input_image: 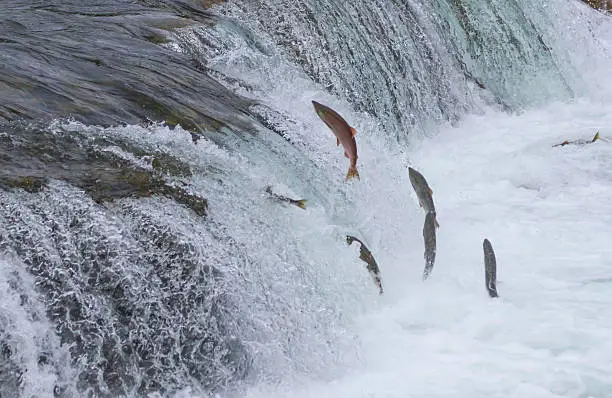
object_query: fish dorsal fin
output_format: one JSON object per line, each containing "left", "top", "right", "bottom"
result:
{"left": 428, "top": 187, "right": 433, "bottom": 196}
{"left": 350, "top": 127, "right": 357, "bottom": 137}
{"left": 337, "top": 137, "right": 340, "bottom": 146}
{"left": 593, "top": 131, "right": 600, "bottom": 142}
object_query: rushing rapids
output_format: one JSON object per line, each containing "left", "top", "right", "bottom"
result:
{"left": 1, "top": 0, "right": 611, "bottom": 397}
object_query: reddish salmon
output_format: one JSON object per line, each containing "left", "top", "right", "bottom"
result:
{"left": 312, "top": 101, "right": 359, "bottom": 180}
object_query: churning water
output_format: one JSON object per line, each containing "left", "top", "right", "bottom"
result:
{"left": 1, "top": 0, "right": 611, "bottom": 397}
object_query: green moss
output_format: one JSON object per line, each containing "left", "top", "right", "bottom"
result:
{"left": 1, "top": 176, "right": 48, "bottom": 193}
{"left": 91, "top": 136, "right": 192, "bottom": 178}
{"left": 151, "top": 153, "right": 192, "bottom": 177}
{"left": 144, "top": 16, "right": 195, "bottom": 31}
{"left": 159, "top": 184, "right": 208, "bottom": 216}
{"left": 1, "top": 127, "right": 206, "bottom": 216}
{"left": 202, "top": 0, "right": 226, "bottom": 8}
{"left": 205, "top": 117, "right": 228, "bottom": 131}
{"left": 83, "top": 168, "right": 206, "bottom": 216}
{"left": 123, "top": 89, "right": 200, "bottom": 133}
{"left": 582, "top": 0, "right": 611, "bottom": 10}
{"left": 144, "top": 33, "right": 170, "bottom": 45}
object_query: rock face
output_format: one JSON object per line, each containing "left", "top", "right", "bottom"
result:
{"left": 0, "top": 121, "right": 252, "bottom": 397}
{"left": 0, "top": 0, "right": 255, "bottom": 137}
{"left": 0, "top": 123, "right": 208, "bottom": 216}
{"left": 582, "top": 0, "right": 611, "bottom": 11}
{"left": 0, "top": 1, "right": 260, "bottom": 395}
{"left": 202, "top": 0, "right": 226, "bottom": 8}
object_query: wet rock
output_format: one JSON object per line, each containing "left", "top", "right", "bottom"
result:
{"left": 0, "top": 176, "right": 47, "bottom": 193}
{"left": 582, "top": 0, "right": 612, "bottom": 11}
{"left": 202, "top": 0, "right": 226, "bottom": 9}
{"left": 0, "top": 123, "right": 206, "bottom": 216}
{"left": 0, "top": 0, "right": 255, "bottom": 135}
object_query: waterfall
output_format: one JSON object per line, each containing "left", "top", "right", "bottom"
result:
{"left": 0, "top": 0, "right": 610, "bottom": 396}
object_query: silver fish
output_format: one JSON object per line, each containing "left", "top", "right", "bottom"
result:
{"left": 346, "top": 235, "right": 383, "bottom": 294}
{"left": 422, "top": 212, "right": 437, "bottom": 280}
{"left": 408, "top": 167, "right": 439, "bottom": 228}
{"left": 483, "top": 238, "right": 499, "bottom": 298}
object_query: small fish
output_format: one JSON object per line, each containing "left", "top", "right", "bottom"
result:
{"left": 346, "top": 235, "right": 383, "bottom": 294}
{"left": 312, "top": 101, "right": 359, "bottom": 181}
{"left": 483, "top": 238, "right": 499, "bottom": 298}
{"left": 408, "top": 167, "right": 439, "bottom": 228}
{"left": 553, "top": 131, "right": 600, "bottom": 147}
{"left": 422, "top": 212, "right": 437, "bottom": 280}
{"left": 265, "top": 186, "right": 307, "bottom": 209}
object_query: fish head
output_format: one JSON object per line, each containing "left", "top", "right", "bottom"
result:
{"left": 408, "top": 167, "right": 418, "bottom": 182}
{"left": 312, "top": 101, "right": 326, "bottom": 118}
{"left": 408, "top": 167, "right": 429, "bottom": 191}
{"left": 408, "top": 167, "right": 420, "bottom": 188}
{"left": 408, "top": 167, "right": 420, "bottom": 180}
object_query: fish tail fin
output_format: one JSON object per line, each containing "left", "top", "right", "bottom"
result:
{"left": 296, "top": 199, "right": 307, "bottom": 210}
{"left": 593, "top": 131, "right": 600, "bottom": 142}
{"left": 346, "top": 166, "right": 360, "bottom": 181}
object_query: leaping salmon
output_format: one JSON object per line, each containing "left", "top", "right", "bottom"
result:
{"left": 265, "top": 186, "right": 307, "bottom": 210}
{"left": 553, "top": 131, "right": 601, "bottom": 147}
{"left": 408, "top": 167, "right": 439, "bottom": 228}
{"left": 422, "top": 212, "right": 437, "bottom": 280}
{"left": 346, "top": 235, "right": 383, "bottom": 294}
{"left": 312, "top": 101, "right": 359, "bottom": 181}
{"left": 483, "top": 239, "right": 499, "bottom": 298}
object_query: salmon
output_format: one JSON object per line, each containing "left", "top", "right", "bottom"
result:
{"left": 408, "top": 167, "right": 439, "bottom": 228}
{"left": 553, "top": 131, "right": 601, "bottom": 147}
{"left": 483, "top": 239, "right": 499, "bottom": 298}
{"left": 265, "top": 186, "right": 307, "bottom": 210}
{"left": 422, "top": 212, "right": 437, "bottom": 280}
{"left": 346, "top": 235, "right": 383, "bottom": 294}
{"left": 312, "top": 101, "right": 359, "bottom": 181}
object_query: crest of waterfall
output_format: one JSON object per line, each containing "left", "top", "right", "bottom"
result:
{"left": 1, "top": 0, "right": 610, "bottom": 396}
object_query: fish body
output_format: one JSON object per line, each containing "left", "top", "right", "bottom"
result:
{"left": 408, "top": 167, "right": 439, "bottom": 228}
{"left": 422, "top": 212, "right": 437, "bottom": 280}
{"left": 312, "top": 101, "right": 359, "bottom": 181}
{"left": 346, "top": 235, "right": 383, "bottom": 294}
{"left": 553, "top": 131, "right": 601, "bottom": 147}
{"left": 265, "top": 186, "right": 307, "bottom": 209}
{"left": 483, "top": 238, "right": 499, "bottom": 298}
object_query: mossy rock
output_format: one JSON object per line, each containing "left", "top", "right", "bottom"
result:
{"left": 122, "top": 89, "right": 201, "bottom": 133}
{"left": 582, "top": 0, "right": 612, "bottom": 10}
{"left": 151, "top": 153, "right": 192, "bottom": 177}
{"left": 145, "top": 17, "right": 195, "bottom": 31}
{"left": 202, "top": 0, "right": 226, "bottom": 9}
{"left": 83, "top": 168, "right": 207, "bottom": 216}
{"left": 0, "top": 125, "right": 206, "bottom": 216}
{"left": 0, "top": 176, "right": 48, "bottom": 193}
{"left": 91, "top": 136, "right": 192, "bottom": 178}
{"left": 144, "top": 33, "right": 170, "bottom": 45}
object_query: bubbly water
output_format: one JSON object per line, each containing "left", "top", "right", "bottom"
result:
{"left": 1, "top": 0, "right": 611, "bottom": 397}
